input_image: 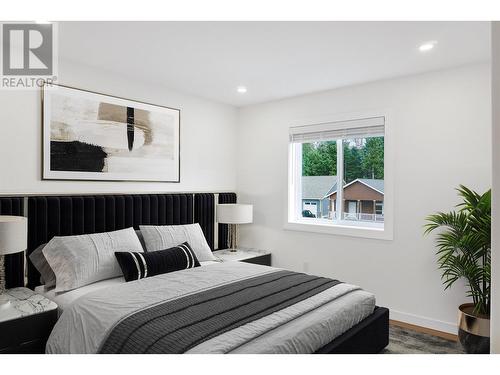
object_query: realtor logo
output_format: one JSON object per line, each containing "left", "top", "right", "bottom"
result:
{"left": 1, "top": 22, "right": 57, "bottom": 88}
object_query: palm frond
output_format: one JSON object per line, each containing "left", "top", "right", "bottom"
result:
{"left": 424, "top": 185, "right": 491, "bottom": 315}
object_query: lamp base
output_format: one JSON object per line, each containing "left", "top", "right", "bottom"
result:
{"left": 0, "top": 254, "right": 8, "bottom": 309}
{"left": 227, "top": 224, "right": 239, "bottom": 250}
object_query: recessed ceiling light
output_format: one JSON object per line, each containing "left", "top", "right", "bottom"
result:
{"left": 419, "top": 41, "right": 437, "bottom": 52}
{"left": 236, "top": 86, "right": 247, "bottom": 94}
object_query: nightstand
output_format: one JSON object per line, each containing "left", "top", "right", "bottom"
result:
{"left": 213, "top": 248, "right": 271, "bottom": 266}
{"left": 0, "top": 287, "right": 58, "bottom": 354}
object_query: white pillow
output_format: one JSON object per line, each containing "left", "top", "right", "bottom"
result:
{"left": 42, "top": 227, "right": 143, "bottom": 293}
{"left": 29, "top": 243, "right": 56, "bottom": 289}
{"left": 140, "top": 223, "right": 216, "bottom": 262}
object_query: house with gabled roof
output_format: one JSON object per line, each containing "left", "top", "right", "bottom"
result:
{"left": 302, "top": 176, "right": 384, "bottom": 221}
{"left": 326, "top": 178, "right": 384, "bottom": 221}
{"left": 301, "top": 176, "right": 337, "bottom": 218}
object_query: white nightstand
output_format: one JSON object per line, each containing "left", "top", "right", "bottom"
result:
{"left": 213, "top": 248, "right": 271, "bottom": 266}
{"left": 0, "top": 287, "right": 58, "bottom": 353}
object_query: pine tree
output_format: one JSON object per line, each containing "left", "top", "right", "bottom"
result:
{"left": 302, "top": 137, "right": 384, "bottom": 180}
{"left": 302, "top": 141, "right": 337, "bottom": 176}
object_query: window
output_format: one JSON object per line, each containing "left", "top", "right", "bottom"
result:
{"left": 288, "top": 115, "right": 389, "bottom": 238}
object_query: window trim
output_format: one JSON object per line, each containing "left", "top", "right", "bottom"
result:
{"left": 286, "top": 110, "right": 394, "bottom": 241}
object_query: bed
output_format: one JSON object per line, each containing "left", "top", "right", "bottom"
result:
{"left": 10, "top": 193, "right": 389, "bottom": 354}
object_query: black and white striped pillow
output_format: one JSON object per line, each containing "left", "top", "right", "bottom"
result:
{"left": 115, "top": 242, "right": 201, "bottom": 282}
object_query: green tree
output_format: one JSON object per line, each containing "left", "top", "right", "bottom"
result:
{"left": 302, "top": 141, "right": 337, "bottom": 176}
{"left": 343, "top": 142, "right": 363, "bottom": 183}
{"left": 361, "top": 137, "right": 384, "bottom": 179}
{"left": 302, "top": 136, "right": 384, "bottom": 180}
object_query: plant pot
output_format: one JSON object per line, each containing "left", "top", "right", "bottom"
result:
{"left": 458, "top": 303, "right": 490, "bottom": 354}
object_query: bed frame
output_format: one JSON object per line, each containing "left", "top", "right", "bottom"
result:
{"left": 0, "top": 193, "right": 389, "bottom": 354}
{"left": 315, "top": 306, "right": 389, "bottom": 353}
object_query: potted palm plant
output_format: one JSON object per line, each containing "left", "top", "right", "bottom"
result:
{"left": 424, "top": 185, "right": 491, "bottom": 354}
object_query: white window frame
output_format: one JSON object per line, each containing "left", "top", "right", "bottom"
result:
{"left": 286, "top": 110, "right": 394, "bottom": 240}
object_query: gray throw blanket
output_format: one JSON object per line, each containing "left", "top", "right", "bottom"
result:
{"left": 99, "top": 270, "right": 341, "bottom": 353}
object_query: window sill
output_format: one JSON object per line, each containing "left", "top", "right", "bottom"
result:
{"left": 284, "top": 219, "right": 393, "bottom": 240}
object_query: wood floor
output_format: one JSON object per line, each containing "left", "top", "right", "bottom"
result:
{"left": 383, "top": 321, "right": 463, "bottom": 354}
{"left": 390, "top": 320, "right": 458, "bottom": 342}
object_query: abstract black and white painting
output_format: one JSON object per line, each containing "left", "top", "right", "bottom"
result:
{"left": 42, "top": 85, "right": 180, "bottom": 182}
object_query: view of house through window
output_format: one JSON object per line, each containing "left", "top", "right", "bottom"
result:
{"left": 291, "top": 117, "right": 385, "bottom": 228}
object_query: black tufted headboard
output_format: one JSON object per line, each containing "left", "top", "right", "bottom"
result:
{"left": 22, "top": 192, "right": 233, "bottom": 289}
{"left": 217, "top": 193, "right": 237, "bottom": 249}
{"left": 194, "top": 193, "right": 215, "bottom": 252}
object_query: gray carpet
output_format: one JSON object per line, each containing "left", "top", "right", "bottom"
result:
{"left": 382, "top": 325, "right": 464, "bottom": 354}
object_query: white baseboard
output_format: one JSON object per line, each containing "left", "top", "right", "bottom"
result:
{"left": 390, "top": 309, "right": 457, "bottom": 335}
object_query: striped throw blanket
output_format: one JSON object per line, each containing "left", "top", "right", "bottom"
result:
{"left": 99, "top": 270, "right": 341, "bottom": 354}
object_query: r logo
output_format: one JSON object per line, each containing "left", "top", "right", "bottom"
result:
{"left": 2, "top": 23, "right": 53, "bottom": 76}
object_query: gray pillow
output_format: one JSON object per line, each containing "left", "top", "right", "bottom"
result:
{"left": 29, "top": 243, "right": 56, "bottom": 289}
{"left": 140, "top": 223, "right": 216, "bottom": 262}
{"left": 42, "top": 227, "right": 144, "bottom": 293}
{"left": 135, "top": 230, "right": 147, "bottom": 251}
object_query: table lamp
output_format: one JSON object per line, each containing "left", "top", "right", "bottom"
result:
{"left": 216, "top": 204, "right": 253, "bottom": 252}
{"left": 0, "top": 216, "right": 28, "bottom": 308}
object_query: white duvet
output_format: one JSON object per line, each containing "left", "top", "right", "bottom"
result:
{"left": 46, "top": 262, "right": 375, "bottom": 354}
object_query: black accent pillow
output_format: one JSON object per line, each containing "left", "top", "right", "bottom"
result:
{"left": 115, "top": 242, "right": 201, "bottom": 282}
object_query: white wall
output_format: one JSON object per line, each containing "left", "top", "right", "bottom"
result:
{"left": 0, "top": 60, "right": 237, "bottom": 195}
{"left": 236, "top": 63, "right": 491, "bottom": 333}
{"left": 491, "top": 23, "right": 500, "bottom": 353}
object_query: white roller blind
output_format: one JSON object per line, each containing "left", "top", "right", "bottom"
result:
{"left": 290, "top": 116, "right": 385, "bottom": 143}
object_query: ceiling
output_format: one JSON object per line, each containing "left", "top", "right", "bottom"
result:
{"left": 58, "top": 22, "right": 491, "bottom": 107}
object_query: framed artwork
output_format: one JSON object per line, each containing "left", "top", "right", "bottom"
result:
{"left": 42, "top": 84, "right": 180, "bottom": 182}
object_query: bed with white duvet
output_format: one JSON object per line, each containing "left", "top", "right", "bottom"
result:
{"left": 45, "top": 261, "right": 375, "bottom": 354}
{"left": 29, "top": 223, "right": 378, "bottom": 354}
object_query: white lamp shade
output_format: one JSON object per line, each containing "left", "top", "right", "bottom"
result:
{"left": 0, "top": 216, "right": 27, "bottom": 255}
{"left": 216, "top": 204, "right": 253, "bottom": 224}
